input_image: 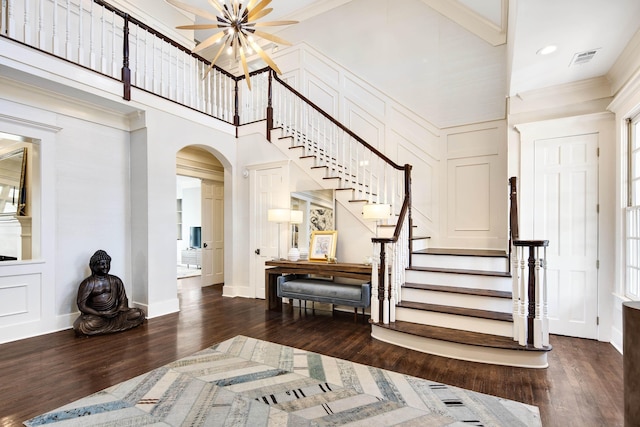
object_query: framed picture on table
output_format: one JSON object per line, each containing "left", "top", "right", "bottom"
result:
{"left": 309, "top": 230, "right": 337, "bottom": 262}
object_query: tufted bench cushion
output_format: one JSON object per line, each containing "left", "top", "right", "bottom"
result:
{"left": 276, "top": 274, "right": 370, "bottom": 312}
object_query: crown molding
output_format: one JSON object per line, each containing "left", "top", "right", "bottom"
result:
{"left": 421, "top": 0, "right": 507, "bottom": 46}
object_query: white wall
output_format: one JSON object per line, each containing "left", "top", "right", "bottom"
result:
{"left": 276, "top": 0, "right": 507, "bottom": 128}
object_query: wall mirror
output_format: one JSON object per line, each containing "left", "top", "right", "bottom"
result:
{"left": 290, "top": 189, "right": 335, "bottom": 255}
{"left": 0, "top": 147, "right": 27, "bottom": 216}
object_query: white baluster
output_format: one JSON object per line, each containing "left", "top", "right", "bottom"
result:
{"left": 89, "top": 0, "right": 95, "bottom": 69}
{"left": 518, "top": 247, "right": 527, "bottom": 346}
{"left": 542, "top": 246, "right": 549, "bottom": 347}
{"left": 52, "top": 0, "right": 59, "bottom": 55}
{"left": 65, "top": 0, "right": 71, "bottom": 59}
{"left": 389, "top": 241, "right": 397, "bottom": 323}
{"left": 534, "top": 247, "right": 543, "bottom": 348}
{"left": 77, "top": 0, "right": 83, "bottom": 66}
{"left": 512, "top": 243, "right": 520, "bottom": 342}
{"left": 37, "top": 0, "right": 45, "bottom": 49}
{"left": 100, "top": 7, "right": 107, "bottom": 73}
{"left": 23, "top": 0, "right": 31, "bottom": 44}
{"left": 383, "top": 243, "right": 390, "bottom": 324}
{"left": 7, "top": 0, "right": 17, "bottom": 39}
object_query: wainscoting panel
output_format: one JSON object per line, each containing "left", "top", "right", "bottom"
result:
{"left": 344, "top": 99, "right": 384, "bottom": 151}
{"left": 0, "top": 274, "right": 41, "bottom": 326}
{"left": 306, "top": 71, "right": 339, "bottom": 117}
{"left": 450, "top": 160, "right": 491, "bottom": 231}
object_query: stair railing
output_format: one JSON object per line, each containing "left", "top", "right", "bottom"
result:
{"left": 265, "top": 70, "right": 413, "bottom": 325}
{"left": 267, "top": 71, "right": 408, "bottom": 210}
{"left": 370, "top": 192, "right": 411, "bottom": 324}
{"left": 509, "top": 177, "right": 550, "bottom": 349}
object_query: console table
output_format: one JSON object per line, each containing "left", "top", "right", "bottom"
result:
{"left": 264, "top": 260, "right": 372, "bottom": 311}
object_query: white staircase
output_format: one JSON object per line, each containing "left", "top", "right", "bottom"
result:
{"left": 269, "top": 126, "right": 550, "bottom": 368}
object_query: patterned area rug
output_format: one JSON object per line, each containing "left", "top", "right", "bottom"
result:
{"left": 24, "top": 335, "right": 541, "bottom": 426}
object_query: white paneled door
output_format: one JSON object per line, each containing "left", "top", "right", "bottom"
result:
{"left": 250, "top": 163, "right": 288, "bottom": 299}
{"left": 533, "top": 134, "right": 599, "bottom": 339}
{"left": 201, "top": 180, "right": 224, "bottom": 286}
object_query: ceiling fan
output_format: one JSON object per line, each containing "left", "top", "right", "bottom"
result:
{"left": 167, "top": 0, "right": 297, "bottom": 89}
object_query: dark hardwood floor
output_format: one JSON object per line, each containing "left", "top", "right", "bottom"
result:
{"left": 0, "top": 283, "right": 623, "bottom": 426}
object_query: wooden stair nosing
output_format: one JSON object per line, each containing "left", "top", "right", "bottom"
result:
{"left": 374, "top": 320, "right": 551, "bottom": 352}
{"left": 408, "top": 266, "right": 511, "bottom": 278}
{"left": 403, "top": 282, "right": 512, "bottom": 299}
{"left": 414, "top": 248, "right": 508, "bottom": 258}
{"left": 398, "top": 301, "right": 513, "bottom": 322}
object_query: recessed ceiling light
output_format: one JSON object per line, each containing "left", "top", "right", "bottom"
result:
{"left": 536, "top": 45, "right": 557, "bottom": 55}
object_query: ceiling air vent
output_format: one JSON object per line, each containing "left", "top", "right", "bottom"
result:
{"left": 569, "top": 49, "right": 599, "bottom": 67}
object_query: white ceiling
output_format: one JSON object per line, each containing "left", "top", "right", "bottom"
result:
{"left": 184, "top": 0, "right": 640, "bottom": 126}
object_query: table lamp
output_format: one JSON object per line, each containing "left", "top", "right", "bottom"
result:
{"left": 267, "top": 208, "right": 290, "bottom": 260}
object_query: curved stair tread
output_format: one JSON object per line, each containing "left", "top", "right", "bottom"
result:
{"left": 408, "top": 265, "right": 511, "bottom": 278}
{"left": 398, "top": 301, "right": 513, "bottom": 322}
{"left": 375, "top": 320, "right": 551, "bottom": 352}
{"left": 403, "top": 282, "right": 512, "bottom": 299}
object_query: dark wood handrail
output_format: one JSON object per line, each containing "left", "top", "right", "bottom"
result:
{"left": 270, "top": 71, "right": 404, "bottom": 171}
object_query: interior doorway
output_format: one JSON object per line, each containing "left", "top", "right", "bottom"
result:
{"left": 176, "top": 175, "right": 202, "bottom": 280}
{"left": 176, "top": 146, "right": 225, "bottom": 288}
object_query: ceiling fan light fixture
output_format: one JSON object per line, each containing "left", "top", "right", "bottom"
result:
{"left": 167, "top": 0, "right": 298, "bottom": 89}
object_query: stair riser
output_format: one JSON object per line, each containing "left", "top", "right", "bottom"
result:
{"left": 395, "top": 307, "right": 512, "bottom": 337}
{"left": 405, "top": 270, "right": 512, "bottom": 292}
{"left": 401, "top": 288, "right": 512, "bottom": 313}
{"left": 411, "top": 254, "right": 508, "bottom": 272}
{"left": 412, "top": 239, "right": 429, "bottom": 251}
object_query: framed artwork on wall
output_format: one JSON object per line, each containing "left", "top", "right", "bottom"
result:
{"left": 309, "top": 230, "right": 337, "bottom": 262}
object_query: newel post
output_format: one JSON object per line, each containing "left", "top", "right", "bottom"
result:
{"left": 121, "top": 13, "right": 131, "bottom": 101}
{"left": 266, "top": 69, "right": 273, "bottom": 141}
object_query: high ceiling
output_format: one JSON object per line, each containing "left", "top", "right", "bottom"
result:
{"left": 183, "top": 0, "right": 640, "bottom": 126}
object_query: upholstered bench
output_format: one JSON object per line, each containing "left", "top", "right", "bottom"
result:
{"left": 276, "top": 274, "right": 370, "bottom": 322}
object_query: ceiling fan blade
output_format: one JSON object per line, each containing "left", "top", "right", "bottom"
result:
{"left": 193, "top": 31, "right": 227, "bottom": 54}
{"left": 203, "top": 41, "right": 228, "bottom": 78}
{"left": 246, "top": 0, "right": 259, "bottom": 11}
{"left": 176, "top": 24, "right": 221, "bottom": 30}
{"left": 246, "top": 8, "right": 272, "bottom": 22}
{"left": 249, "top": 39, "right": 282, "bottom": 75}
{"left": 166, "top": 0, "right": 219, "bottom": 22}
{"left": 239, "top": 46, "right": 252, "bottom": 90}
{"left": 247, "top": 0, "right": 272, "bottom": 20}
{"left": 252, "top": 30, "right": 292, "bottom": 46}
{"left": 232, "top": 0, "right": 239, "bottom": 18}
{"left": 254, "top": 20, "right": 298, "bottom": 27}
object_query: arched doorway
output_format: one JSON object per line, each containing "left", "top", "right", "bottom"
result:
{"left": 176, "top": 146, "right": 224, "bottom": 288}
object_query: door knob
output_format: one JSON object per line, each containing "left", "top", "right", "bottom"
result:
{"left": 203, "top": 242, "right": 208, "bottom": 248}
{"left": 255, "top": 248, "right": 260, "bottom": 255}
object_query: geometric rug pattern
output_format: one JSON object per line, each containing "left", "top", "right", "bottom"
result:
{"left": 24, "top": 335, "right": 541, "bottom": 426}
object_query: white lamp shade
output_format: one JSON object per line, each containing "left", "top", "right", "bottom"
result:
{"left": 362, "top": 203, "right": 392, "bottom": 220}
{"left": 290, "top": 210, "right": 303, "bottom": 224}
{"left": 267, "top": 208, "right": 290, "bottom": 223}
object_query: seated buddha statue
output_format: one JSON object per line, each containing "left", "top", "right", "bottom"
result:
{"left": 73, "top": 250, "right": 146, "bottom": 336}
